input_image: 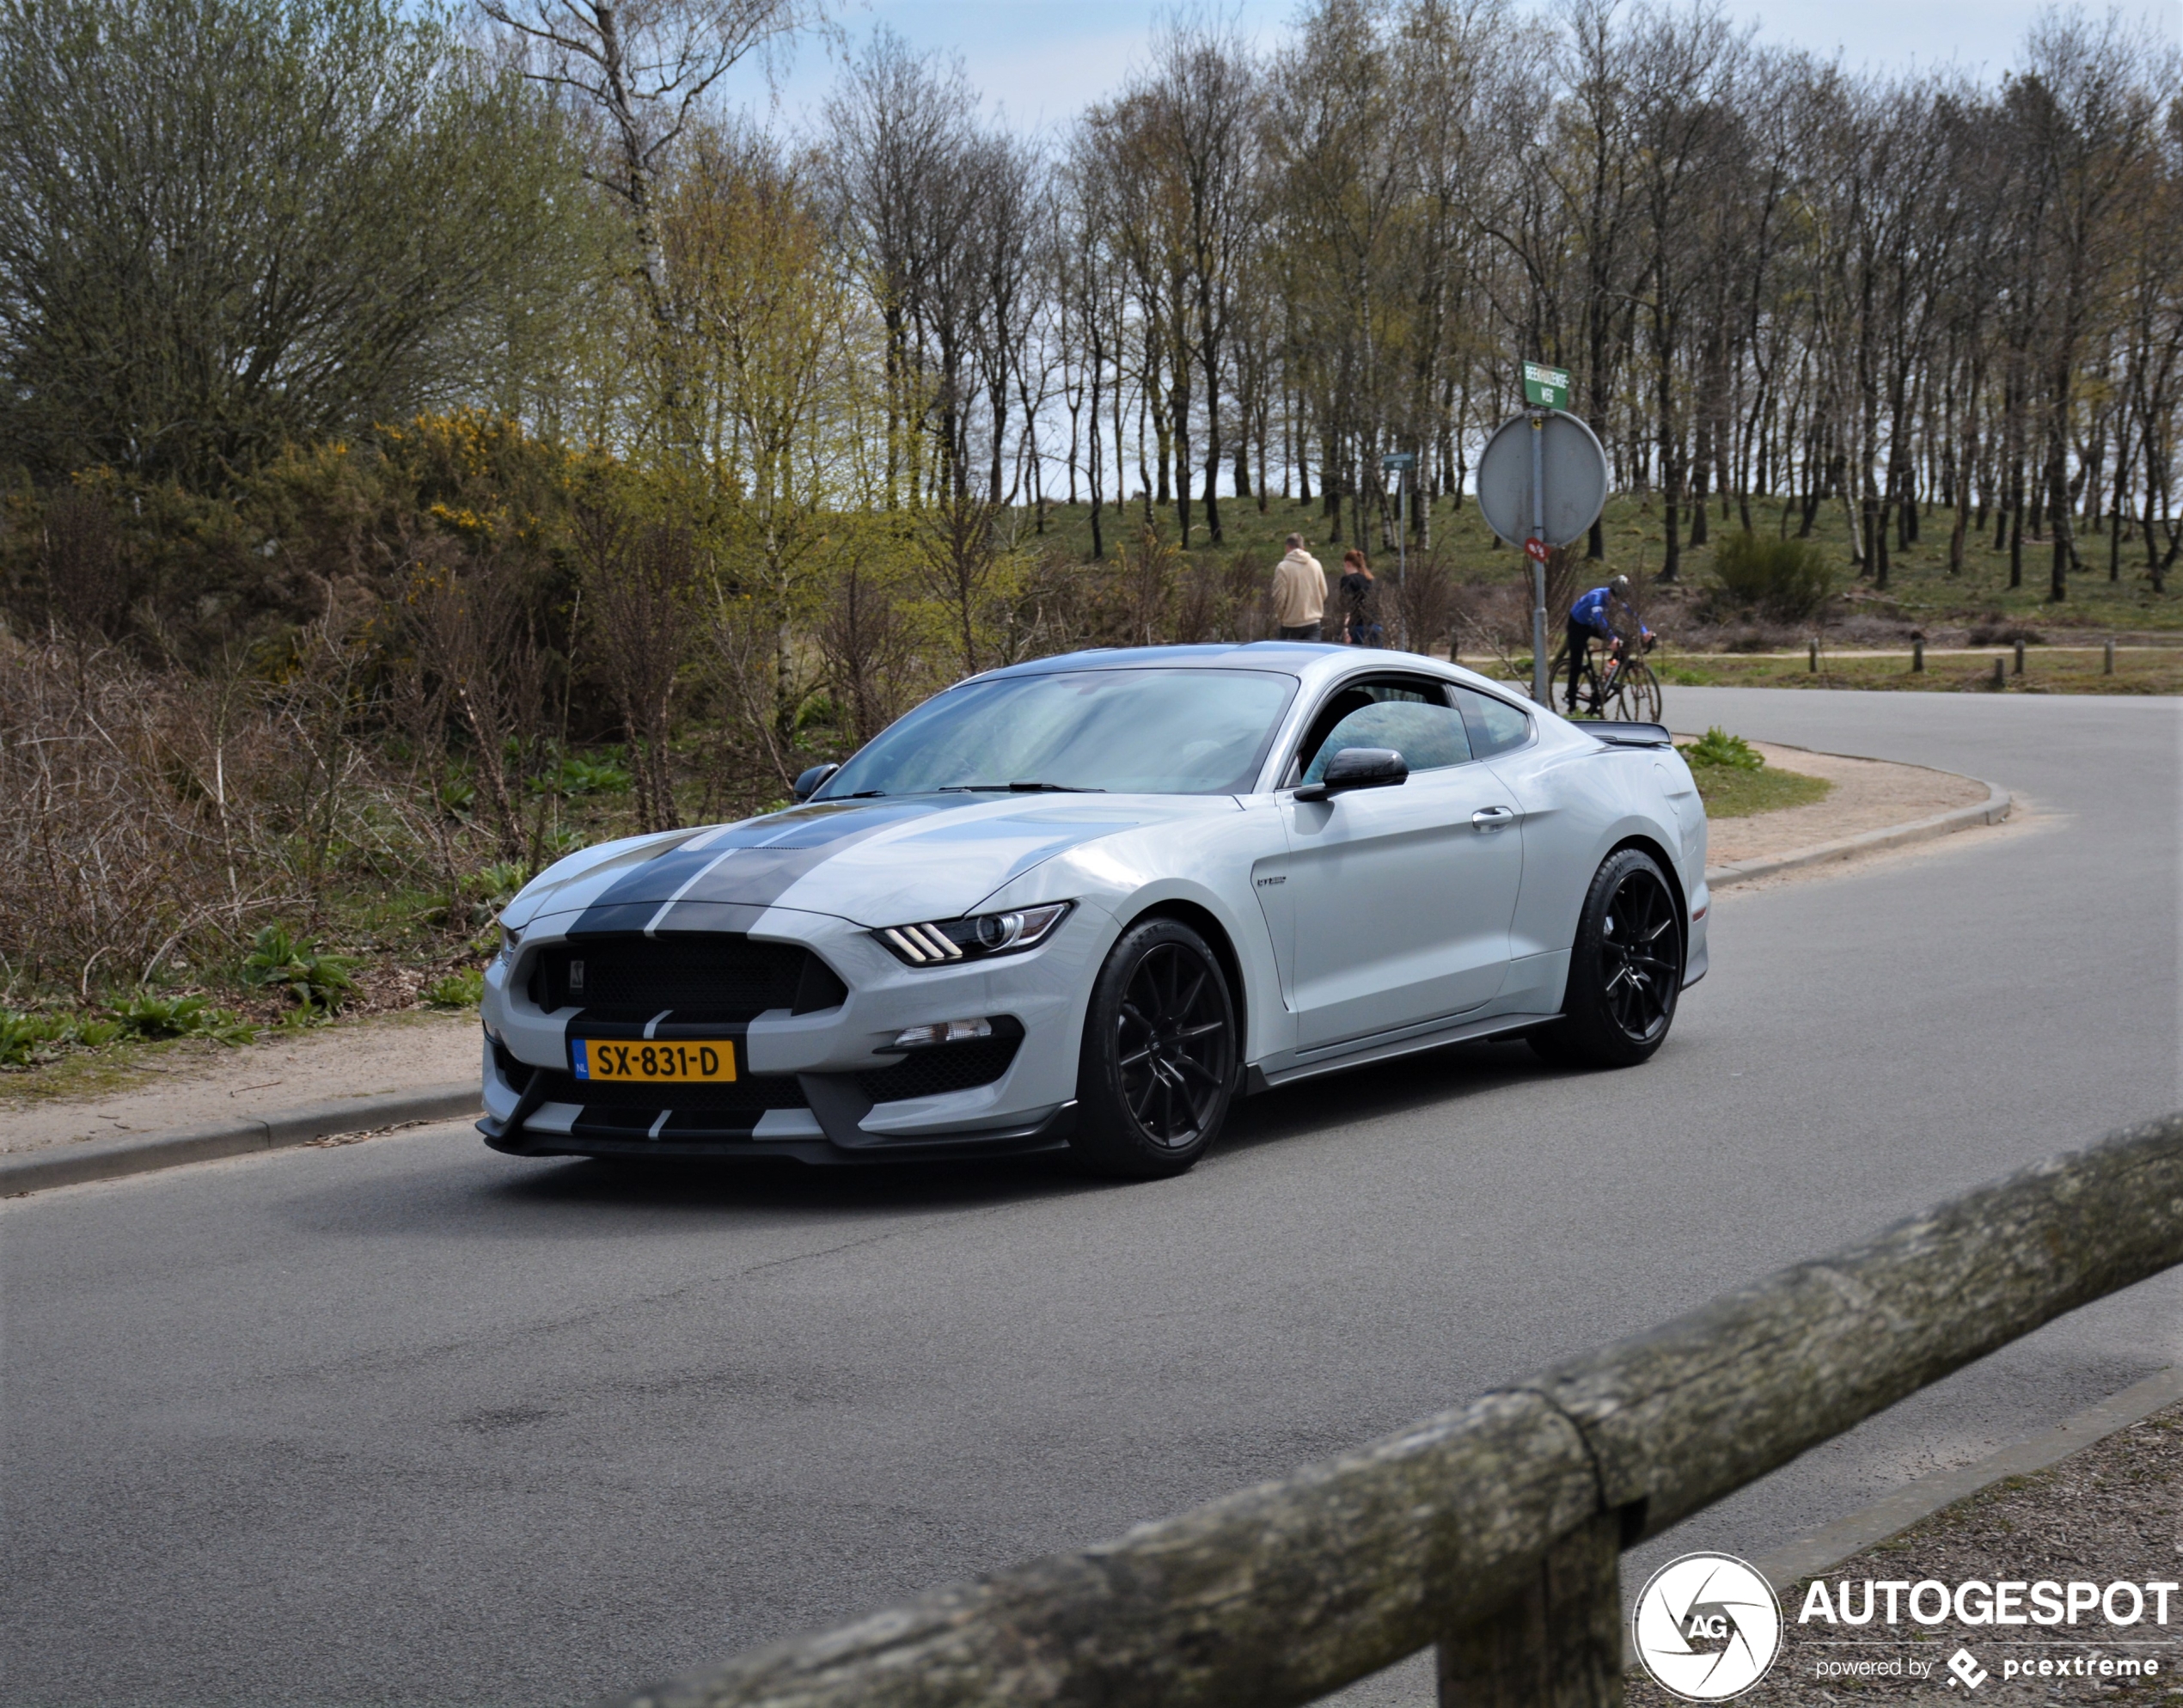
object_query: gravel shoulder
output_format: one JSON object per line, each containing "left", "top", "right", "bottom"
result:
{"left": 0, "top": 1008, "right": 478, "bottom": 1157}
{"left": 1628, "top": 1400, "right": 2183, "bottom": 1705}
{"left": 1697, "top": 740, "right": 1993, "bottom": 867}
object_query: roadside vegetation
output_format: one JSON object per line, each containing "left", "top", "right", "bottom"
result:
{"left": 1677, "top": 728, "right": 1832, "bottom": 819}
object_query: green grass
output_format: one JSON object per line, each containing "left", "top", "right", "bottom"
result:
{"left": 1689, "top": 763, "right": 1832, "bottom": 818}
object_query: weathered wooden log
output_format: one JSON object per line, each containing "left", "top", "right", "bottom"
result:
{"left": 611, "top": 1113, "right": 2183, "bottom": 1708}
{"left": 1436, "top": 1509, "right": 1623, "bottom": 1708}
{"left": 1530, "top": 1111, "right": 2183, "bottom": 1539}
{"left": 621, "top": 1391, "right": 1602, "bottom": 1708}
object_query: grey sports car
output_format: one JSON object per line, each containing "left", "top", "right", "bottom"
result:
{"left": 479, "top": 644, "right": 1707, "bottom": 1176}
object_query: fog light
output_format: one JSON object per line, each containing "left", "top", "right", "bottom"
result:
{"left": 891, "top": 1017, "right": 994, "bottom": 1050}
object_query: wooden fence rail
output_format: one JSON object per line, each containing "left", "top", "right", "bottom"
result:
{"left": 615, "top": 1113, "right": 2183, "bottom": 1708}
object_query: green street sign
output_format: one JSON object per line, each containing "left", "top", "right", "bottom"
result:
{"left": 1522, "top": 362, "right": 1571, "bottom": 410}
{"left": 1380, "top": 451, "right": 1416, "bottom": 472}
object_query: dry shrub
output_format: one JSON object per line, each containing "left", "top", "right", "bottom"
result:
{"left": 1112, "top": 523, "right": 1179, "bottom": 645}
{"left": 1388, "top": 551, "right": 1454, "bottom": 654}
{"left": 39, "top": 486, "right": 132, "bottom": 655}
{"left": 1176, "top": 549, "right": 1274, "bottom": 644}
{"left": 0, "top": 634, "right": 292, "bottom": 995}
{"left": 817, "top": 547, "right": 918, "bottom": 747}
{"left": 578, "top": 508, "right": 696, "bottom": 834}
{"left": 390, "top": 544, "right": 553, "bottom": 858}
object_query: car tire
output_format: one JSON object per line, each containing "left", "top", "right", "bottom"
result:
{"left": 1072, "top": 917, "right": 1238, "bottom": 1178}
{"left": 1528, "top": 847, "right": 1684, "bottom": 1068}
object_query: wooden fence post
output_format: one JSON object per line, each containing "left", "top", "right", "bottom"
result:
{"left": 1437, "top": 1509, "right": 1624, "bottom": 1708}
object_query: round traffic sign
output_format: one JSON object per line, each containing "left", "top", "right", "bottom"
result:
{"left": 1475, "top": 411, "right": 1610, "bottom": 548}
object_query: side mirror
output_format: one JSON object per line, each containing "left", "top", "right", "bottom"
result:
{"left": 1294, "top": 746, "right": 1408, "bottom": 802}
{"left": 792, "top": 762, "right": 840, "bottom": 803}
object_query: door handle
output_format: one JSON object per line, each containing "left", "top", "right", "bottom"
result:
{"left": 1471, "top": 805, "right": 1516, "bottom": 830}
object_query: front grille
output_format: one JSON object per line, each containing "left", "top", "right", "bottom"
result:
{"left": 529, "top": 934, "right": 845, "bottom": 1021}
{"left": 523, "top": 1066, "right": 809, "bottom": 1113}
{"left": 857, "top": 1036, "right": 1021, "bottom": 1103}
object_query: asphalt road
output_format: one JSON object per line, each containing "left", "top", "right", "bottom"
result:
{"left": 4, "top": 688, "right": 2178, "bottom": 1708}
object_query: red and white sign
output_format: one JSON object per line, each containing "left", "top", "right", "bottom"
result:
{"left": 1524, "top": 537, "right": 1550, "bottom": 563}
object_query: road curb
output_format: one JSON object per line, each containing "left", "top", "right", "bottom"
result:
{"left": 1704, "top": 771, "right": 2012, "bottom": 891}
{"left": 1751, "top": 1364, "right": 2183, "bottom": 1590}
{"left": 0, "top": 1082, "right": 480, "bottom": 1197}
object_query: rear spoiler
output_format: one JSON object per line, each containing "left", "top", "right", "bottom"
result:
{"left": 1578, "top": 721, "right": 1673, "bottom": 748}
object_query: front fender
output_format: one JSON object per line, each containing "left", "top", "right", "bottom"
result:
{"left": 975, "top": 803, "right": 1293, "bottom": 1068}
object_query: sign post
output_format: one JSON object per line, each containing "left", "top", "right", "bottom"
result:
{"left": 1381, "top": 450, "right": 1415, "bottom": 647}
{"left": 1473, "top": 377, "right": 1609, "bottom": 709}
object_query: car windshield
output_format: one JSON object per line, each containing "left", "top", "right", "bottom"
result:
{"left": 816, "top": 668, "right": 1299, "bottom": 799}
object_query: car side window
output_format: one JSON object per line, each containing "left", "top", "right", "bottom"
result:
{"left": 1452, "top": 685, "right": 1532, "bottom": 758}
{"left": 1292, "top": 675, "right": 1450, "bottom": 780}
{"left": 1299, "top": 696, "right": 1473, "bottom": 784}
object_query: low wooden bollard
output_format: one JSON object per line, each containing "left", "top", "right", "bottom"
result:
{"left": 1911, "top": 638, "right": 1923, "bottom": 673}
{"left": 2105, "top": 639, "right": 2116, "bottom": 675}
{"left": 1993, "top": 657, "right": 2007, "bottom": 688}
{"left": 1437, "top": 1509, "right": 1623, "bottom": 1708}
{"left": 1807, "top": 639, "right": 1818, "bottom": 672}
{"left": 2014, "top": 638, "right": 2026, "bottom": 676}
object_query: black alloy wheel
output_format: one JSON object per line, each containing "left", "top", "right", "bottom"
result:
{"left": 1530, "top": 847, "right": 1684, "bottom": 1068}
{"left": 1074, "top": 917, "right": 1238, "bottom": 1178}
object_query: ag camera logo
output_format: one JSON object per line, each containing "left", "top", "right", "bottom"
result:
{"left": 1633, "top": 1552, "right": 1783, "bottom": 1700}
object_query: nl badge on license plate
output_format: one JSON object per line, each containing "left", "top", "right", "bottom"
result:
{"left": 571, "top": 1038, "right": 737, "bottom": 1083}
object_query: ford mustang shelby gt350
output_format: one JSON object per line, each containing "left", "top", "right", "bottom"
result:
{"left": 480, "top": 644, "right": 1708, "bottom": 1177}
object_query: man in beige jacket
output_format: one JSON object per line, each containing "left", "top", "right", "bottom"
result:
{"left": 1271, "top": 535, "right": 1328, "bottom": 641}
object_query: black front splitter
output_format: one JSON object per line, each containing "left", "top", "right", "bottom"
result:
{"left": 478, "top": 1103, "right": 1075, "bottom": 1166}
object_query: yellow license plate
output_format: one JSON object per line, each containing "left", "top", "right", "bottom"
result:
{"left": 572, "top": 1038, "right": 737, "bottom": 1083}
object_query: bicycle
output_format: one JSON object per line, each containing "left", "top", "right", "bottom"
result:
{"left": 1562, "top": 632, "right": 1664, "bottom": 723}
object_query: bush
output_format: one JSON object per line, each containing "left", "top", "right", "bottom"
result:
{"left": 1707, "top": 533, "right": 1838, "bottom": 620}
{"left": 552, "top": 754, "right": 631, "bottom": 797}
{"left": 1681, "top": 727, "right": 1764, "bottom": 770}
{"left": 0, "top": 1008, "right": 81, "bottom": 1067}
{"left": 424, "top": 968, "right": 484, "bottom": 1008}
{"left": 114, "top": 993, "right": 253, "bottom": 1044}
{"left": 242, "top": 925, "right": 357, "bottom": 1014}
{"left": 0, "top": 995, "right": 248, "bottom": 1067}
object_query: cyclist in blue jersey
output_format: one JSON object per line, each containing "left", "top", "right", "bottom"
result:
{"left": 1565, "top": 575, "right": 1652, "bottom": 713}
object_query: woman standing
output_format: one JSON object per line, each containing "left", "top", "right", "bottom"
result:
{"left": 1338, "top": 550, "right": 1383, "bottom": 646}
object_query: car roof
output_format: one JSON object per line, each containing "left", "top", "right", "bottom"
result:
{"left": 971, "top": 642, "right": 1520, "bottom": 698}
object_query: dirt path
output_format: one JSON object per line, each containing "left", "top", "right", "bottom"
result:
{"left": 0, "top": 1009, "right": 478, "bottom": 1157}
{"left": 1696, "top": 739, "right": 1992, "bottom": 866}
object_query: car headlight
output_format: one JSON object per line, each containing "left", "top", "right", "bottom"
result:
{"left": 498, "top": 922, "right": 522, "bottom": 967}
{"left": 875, "top": 903, "right": 1073, "bottom": 967}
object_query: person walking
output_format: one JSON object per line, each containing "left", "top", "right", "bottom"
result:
{"left": 1338, "top": 549, "right": 1382, "bottom": 646}
{"left": 1271, "top": 535, "right": 1327, "bottom": 641}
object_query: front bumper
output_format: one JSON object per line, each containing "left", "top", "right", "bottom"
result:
{"left": 478, "top": 1100, "right": 1077, "bottom": 1166}
{"left": 478, "top": 900, "right": 1104, "bottom": 1164}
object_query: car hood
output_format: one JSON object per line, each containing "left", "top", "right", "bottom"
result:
{"left": 507, "top": 793, "right": 1233, "bottom": 934}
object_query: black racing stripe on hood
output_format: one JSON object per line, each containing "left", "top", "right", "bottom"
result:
{"left": 566, "top": 797, "right": 971, "bottom": 935}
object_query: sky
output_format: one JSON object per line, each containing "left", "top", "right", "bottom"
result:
{"left": 726, "top": 0, "right": 2182, "bottom": 135}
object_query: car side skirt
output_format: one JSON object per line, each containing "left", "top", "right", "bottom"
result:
{"left": 1245, "top": 1009, "right": 1566, "bottom": 1093}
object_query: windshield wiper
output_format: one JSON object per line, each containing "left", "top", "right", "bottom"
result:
{"left": 939, "top": 781, "right": 1107, "bottom": 793}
